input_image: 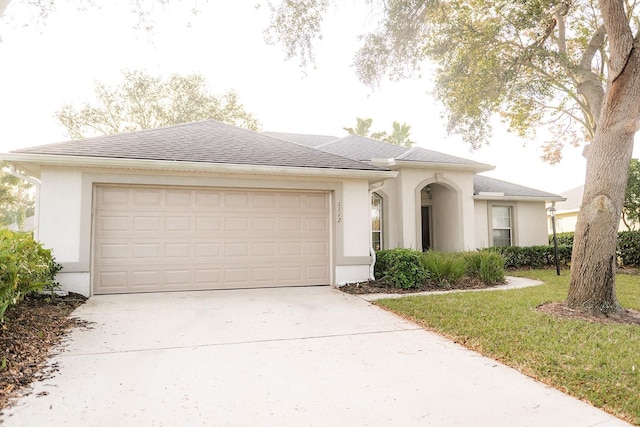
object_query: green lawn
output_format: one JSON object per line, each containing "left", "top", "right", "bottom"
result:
{"left": 376, "top": 270, "right": 640, "bottom": 425}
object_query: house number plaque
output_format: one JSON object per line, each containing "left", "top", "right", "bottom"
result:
{"left": 337, "top": 201, "right": 342, "bottom": 223}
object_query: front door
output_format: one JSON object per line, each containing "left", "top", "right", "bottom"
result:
{"left": 421, "top": 206, "right": 431, "bottom": 251}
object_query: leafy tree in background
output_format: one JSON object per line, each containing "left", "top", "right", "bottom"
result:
{"left": 57, "top": 70, "right": 260, "bottom": 138}
{"left": 344, "top": 117, "right": 415, "bottom": 147}
{"left": 267, "top": 0, "right": 640, "bottom": 315}
{"left": 622, "top": 159, "right": 640, "bottom": 231}
{"left": 343, "top": 117, "right": 373, "bottom": 137}
{"left": 0, "top": 165, "right": 34, "bottom": 230}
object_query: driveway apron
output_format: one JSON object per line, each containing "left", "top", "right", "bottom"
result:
{"left": 1, "top": 286, "right": 631, "bottom": 426}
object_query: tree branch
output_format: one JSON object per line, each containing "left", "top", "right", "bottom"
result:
{"left": 553, "top": 3, "right": 568, "bottom": 55}
{"left": 580, "top": 25, "right": 607, "bottom": 69}
{"left": 598, "top": 0, "right": 634, "bottom": 81}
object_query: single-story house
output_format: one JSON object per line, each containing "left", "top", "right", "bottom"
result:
{"left": 1, "top": 120, "right": 563, "bottom": 296}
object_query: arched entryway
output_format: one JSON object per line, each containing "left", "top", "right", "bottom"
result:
{"left": 418, "top": 182, "right": 461, "bottom": 252}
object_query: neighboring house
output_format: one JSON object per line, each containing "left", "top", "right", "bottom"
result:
{"left": 547, "top": 185, "right": 635, "bottom": 234}
{"left": 1, "top": 120, "right": 562, "bottom": 297}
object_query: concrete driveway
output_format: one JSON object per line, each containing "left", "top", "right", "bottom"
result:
{"left": 1, "top": 286, "right": 630, "bottom": 426}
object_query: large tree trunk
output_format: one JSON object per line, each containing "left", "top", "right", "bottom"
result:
{"left": 568, "top": 17, "right": 640, "bottom": 313}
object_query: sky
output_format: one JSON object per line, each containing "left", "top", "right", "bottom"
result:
{"left": 0, "top": 1, "right": 622, "bottom": 194}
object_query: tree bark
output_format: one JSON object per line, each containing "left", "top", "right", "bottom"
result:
{"left": 568, "top": 17, "right": 640, "bottom": 313}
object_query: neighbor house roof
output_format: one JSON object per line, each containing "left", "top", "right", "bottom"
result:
{"left": 263, "top": 132, "right": 339, "bottom": 148}
{"left": 474, "top": 175, "right": 564, "bottom": 201}
{"left": 10, "top": 120, "right": 386, "bottom": 173}
{"left": 552, "top": 185, "right": 584, "bottom": 212}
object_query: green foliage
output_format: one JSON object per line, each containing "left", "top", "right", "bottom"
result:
{"left": 57, "top": 70, "right": 260, "bottom": 139}
{"left": 464, "top": 251, "right": 506, "bottom": 285}
{"left": 550, "top": 232, "right": 574, "bottom": 246}
{"left": 266, "top": 1, "right": 624, "bottom": 160}
{"left": 0, "top": 230, "right": 60, "bottom": 321}
{"left": 377, "top": 270, "right": 640, "bottom": 425}
{"left": 548, "top": 231, "right": 640, "bottom": 266}
{"left": 617, "top": 231, "right": 640, "bottom": 267}
{"left": 0, "top": 164, "right": 35, "bottom": 230}
{"left": 343, "top": 117, "right": 415, "bottom": 147}
{"left": 623, "top": 158, "right": 640, "bottom": 230}
{"left": 487, "top": 245, "right": 572, "bottom": 269}
{"left": 374, "top": 248, "right": 427, "bottom": 289}
{"left": 420, "top": 251, "right": 466, "bottom": 287}
{"left": 376, "top": 248, "right": 506, "bottom": 288}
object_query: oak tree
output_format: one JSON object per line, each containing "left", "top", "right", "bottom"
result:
{"left": 268, "top": 0, "right": 640, "bottom": 315}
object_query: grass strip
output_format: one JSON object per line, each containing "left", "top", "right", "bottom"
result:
{"left": 376, "top": 270, "right": 640, "bottom": 425}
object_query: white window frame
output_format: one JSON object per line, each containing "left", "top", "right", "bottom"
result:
{"left": 371, "top": 192, "right": 383, "bottom": 251}
{"left": 490, "top": 204, "right": 514, "bottom": 247}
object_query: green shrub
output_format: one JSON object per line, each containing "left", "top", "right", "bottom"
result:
{"left": 374, "top": 248, "right": 427, "bottom": 289}
{"left": 617, "top": 231, "right": 640, "bottom": 266}
{"left": 464, "top": 251, "right": 505, "bottom": 285}
{"left": 550, "top": 232, "right": 574, "bottom": 246}
{"left": 421, "top": 251, "right": 466, "bottom": 286}
{"left": 486, "top": 245, "right": 572, "bottom": 269}
{"left": 0, "top": 230, "right": 60, "bottom": 321}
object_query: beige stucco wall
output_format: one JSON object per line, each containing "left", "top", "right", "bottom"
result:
{"left": 474, "top": 200, "right": 489, "bottom": 248}
{"left": 37, "top": 166, "right": 374, "bottom": 295}
{"left": 379, "top": 167, "right": 476, "bottom": 252}
{"left": 516, "top": 201, "right": 549, "bottom": 246}
{"left": 474, "top": 199, "right": 549, "bottom": 248}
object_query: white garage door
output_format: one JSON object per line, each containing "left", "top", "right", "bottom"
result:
{"left": 93, "top": 185, "right": 331, "bottom": 294}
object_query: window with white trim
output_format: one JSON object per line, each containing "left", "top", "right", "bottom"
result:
{"left": 371, "top": 193, "right": 383, "bottom": 251}
{"left": 491, "top": 205, "right": 512, "bottom": 247}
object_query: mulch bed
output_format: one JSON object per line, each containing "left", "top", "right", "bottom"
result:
{"left": 537, "top": 302, "right": 640, "bottom": 325}
{"left": 339, "top": 277, "right": 506, "bottom": 295}
{"left": 0, "top": 293, "right": 88, "bottom": 412}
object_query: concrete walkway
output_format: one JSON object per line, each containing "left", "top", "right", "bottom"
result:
{"left": 361, "top": 276, "right": 544, "bottom": 301}
{"left": 1, "top": 285, "right": 630, "bottom": 426}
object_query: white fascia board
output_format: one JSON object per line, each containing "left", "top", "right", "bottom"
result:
{"left": 0, "top": 153, "right": 398, "bottom": 181}
{"left": 474, "top": 195, "right": 566, "bottom": 202}
{"left": 370, "top": 158, "right": 494, "bottom": 173}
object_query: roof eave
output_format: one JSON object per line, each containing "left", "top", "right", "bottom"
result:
{"left": 474, "top": 195, "right": 566, "bottom": 202}
{"left": 1, "top": 153, "right": 399, "bottom": 181}
{"left": 371, "top": 158, "right": 494, "bottom": 173}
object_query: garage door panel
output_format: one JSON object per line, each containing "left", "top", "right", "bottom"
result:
{"left": 94, "top": 186, "right": 330, "bottom": 294}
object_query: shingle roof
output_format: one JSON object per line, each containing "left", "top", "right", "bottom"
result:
{"left": 553, "top": 185, "right": 583, "bottom": 211}
{"left": 309, "top": 134, "right": 489, "bottom": 167}
{"left": 396, "top": 147, "right": 486, "bottom": 166}
{"left": 474, "top": 175, "right": 562, "bottom": 199}
{"left": 263, "top": 132, "right": 339, "bottom": 148}
{"left": 12, "top": 120, "right": 385, "bottom": 171}
{"left": 319, "top": 135, "right": 410, "bottom": 160}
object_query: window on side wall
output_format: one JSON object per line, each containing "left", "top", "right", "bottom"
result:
{"left": 491, "top": 205, "right": 512, "bottom": 247}
{"left": 371, "top": 193, "right": 383, "bottom": 251}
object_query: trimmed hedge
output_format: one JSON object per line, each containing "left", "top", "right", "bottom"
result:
{"left": 550, "top": 232, "right": 574, "bottom": 246}
{"left": 548, "top": 230, "right": 640, "bottom": 266}
{"left": 0, "top": 230, "right": 61, "bottom": 321}
{"left": 374, "top": 248, "right": 428, "bottom": 289}
{"left": 618, "top": 231, "right": 640, "bottom": 266}
{"left": 486, "top": 245, "right": 572, "bottom": 269}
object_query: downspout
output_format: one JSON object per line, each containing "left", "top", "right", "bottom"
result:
{"left": 369, "top": 181, "right": 386, "bottom": 280}
{"left": 7, "top": 165, "right": 41, "bottom": 239}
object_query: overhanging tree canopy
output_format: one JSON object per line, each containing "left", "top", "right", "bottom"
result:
{"left": 267, "top": 0, "right": 640, "bottom": 315}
